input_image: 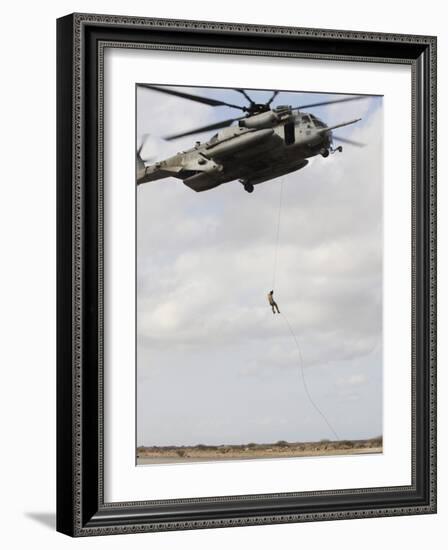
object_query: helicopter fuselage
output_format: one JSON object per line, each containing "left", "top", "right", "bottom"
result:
{"left": 137, "top": 106, "right": 358, "bottom": 193}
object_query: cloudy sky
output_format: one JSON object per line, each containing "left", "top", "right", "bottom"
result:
{"left": 136, "top": 85, "right": 383, "bottom": 447}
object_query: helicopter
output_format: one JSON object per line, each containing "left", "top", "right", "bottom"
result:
{"left": 136, "top": 85, "right": 366, "bottom": 193}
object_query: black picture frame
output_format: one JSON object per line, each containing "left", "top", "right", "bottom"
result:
{"left": 57, "top": 13, "right": 437, "bottom": 537}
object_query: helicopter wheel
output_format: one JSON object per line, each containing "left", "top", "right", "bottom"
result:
{"left": 320, "top": 148, "right": 330, "bottom": 158}
{"left": 244, "top": 183, "right": 254, "bottom": 193}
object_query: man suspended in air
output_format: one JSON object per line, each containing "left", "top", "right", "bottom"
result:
{"left": 267, "top": 290, "right": 280, "bottom": 314}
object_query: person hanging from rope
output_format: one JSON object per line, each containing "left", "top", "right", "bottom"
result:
{"left": 267, "top": 290, "right": 280, "bottom": 314}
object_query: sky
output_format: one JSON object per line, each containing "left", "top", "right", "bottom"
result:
{"left": 136, "top": 85, "right": 383, "bottom": 447}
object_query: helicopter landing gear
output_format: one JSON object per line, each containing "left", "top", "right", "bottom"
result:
{"left": 320, "top": 148, "right": 330, "bottom": 158}
{"left": 240, "top": 179, "right": 254, "bottom": 193}
{"left": 330, "top": 145, "right": 343, "bottom": 154}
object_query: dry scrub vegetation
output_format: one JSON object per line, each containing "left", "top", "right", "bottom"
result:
{"left": 137, "top": 436, "right": 382, "bottom": 462}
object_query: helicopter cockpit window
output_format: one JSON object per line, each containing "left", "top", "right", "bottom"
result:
{"left": 309, "top": 114, "right": 326, "bottom": 128}
{"left": 302, "top": 115, "right": 312, "bottom": 126}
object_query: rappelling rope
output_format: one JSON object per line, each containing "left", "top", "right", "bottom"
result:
{"left": 281, "top": 312, "right": 340, "bottom": 441}
{"left": 271, "top": 176, "right": 340, "bottom": 442}
{"left": 272, "top": 177, "right": 284, "bottom": 290}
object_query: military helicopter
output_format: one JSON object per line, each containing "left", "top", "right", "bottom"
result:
{"left": 137, "top": 85, "right": 366, "bottom": 193}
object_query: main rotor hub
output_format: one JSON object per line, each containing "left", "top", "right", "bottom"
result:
{"left": 246, "top": 103, "right": 270, "bottom": 115}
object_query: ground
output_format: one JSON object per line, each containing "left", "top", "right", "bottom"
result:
{"left": 137, "top": 437, "right": 382, "bottom": 464}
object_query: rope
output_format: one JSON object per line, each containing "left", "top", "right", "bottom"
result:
{"left": 269, "top": 176, "right": 340, "bottom": 441}
{"left": 271, "top": 177, "right": 284, "bottom": 290}
{"left": 281, "top": 312, "right": 340, "bottom": 441}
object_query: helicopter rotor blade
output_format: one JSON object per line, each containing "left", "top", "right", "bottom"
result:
{"left": 138, "top": 84, "right": 246, "bottom": 110}
{"left": 164, "top": 117, "right": 244, "bottom": 141}
{"left": 234, "top": 89, "right": 256, "bottom": 106}
{"left": 295, "top": 95, "right": 368, "bottom": 110}
{"left": 266, "top": 90, "right": 279, "bottom": 105}
{"left": 332, "top": 135, "right": 366, "bottom": 147}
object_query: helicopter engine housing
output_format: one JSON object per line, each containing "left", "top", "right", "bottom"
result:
{"left": 239, "top": 106, "right": 292, "bottom": 129}
{"left": 239, "top": 111, "right": 278, "bottom": 129}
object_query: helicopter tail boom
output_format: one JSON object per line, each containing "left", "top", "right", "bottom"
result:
{"left": 137, "top": 164, "right": 183, "bottom": 185}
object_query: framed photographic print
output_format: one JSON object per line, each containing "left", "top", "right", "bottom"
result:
{"left": 56, "top": 13, "right": 437, "bottom": 536}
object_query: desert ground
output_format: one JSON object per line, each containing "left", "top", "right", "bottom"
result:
{"left": 137, "top": 437, "right": 382, "bottom": 465}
